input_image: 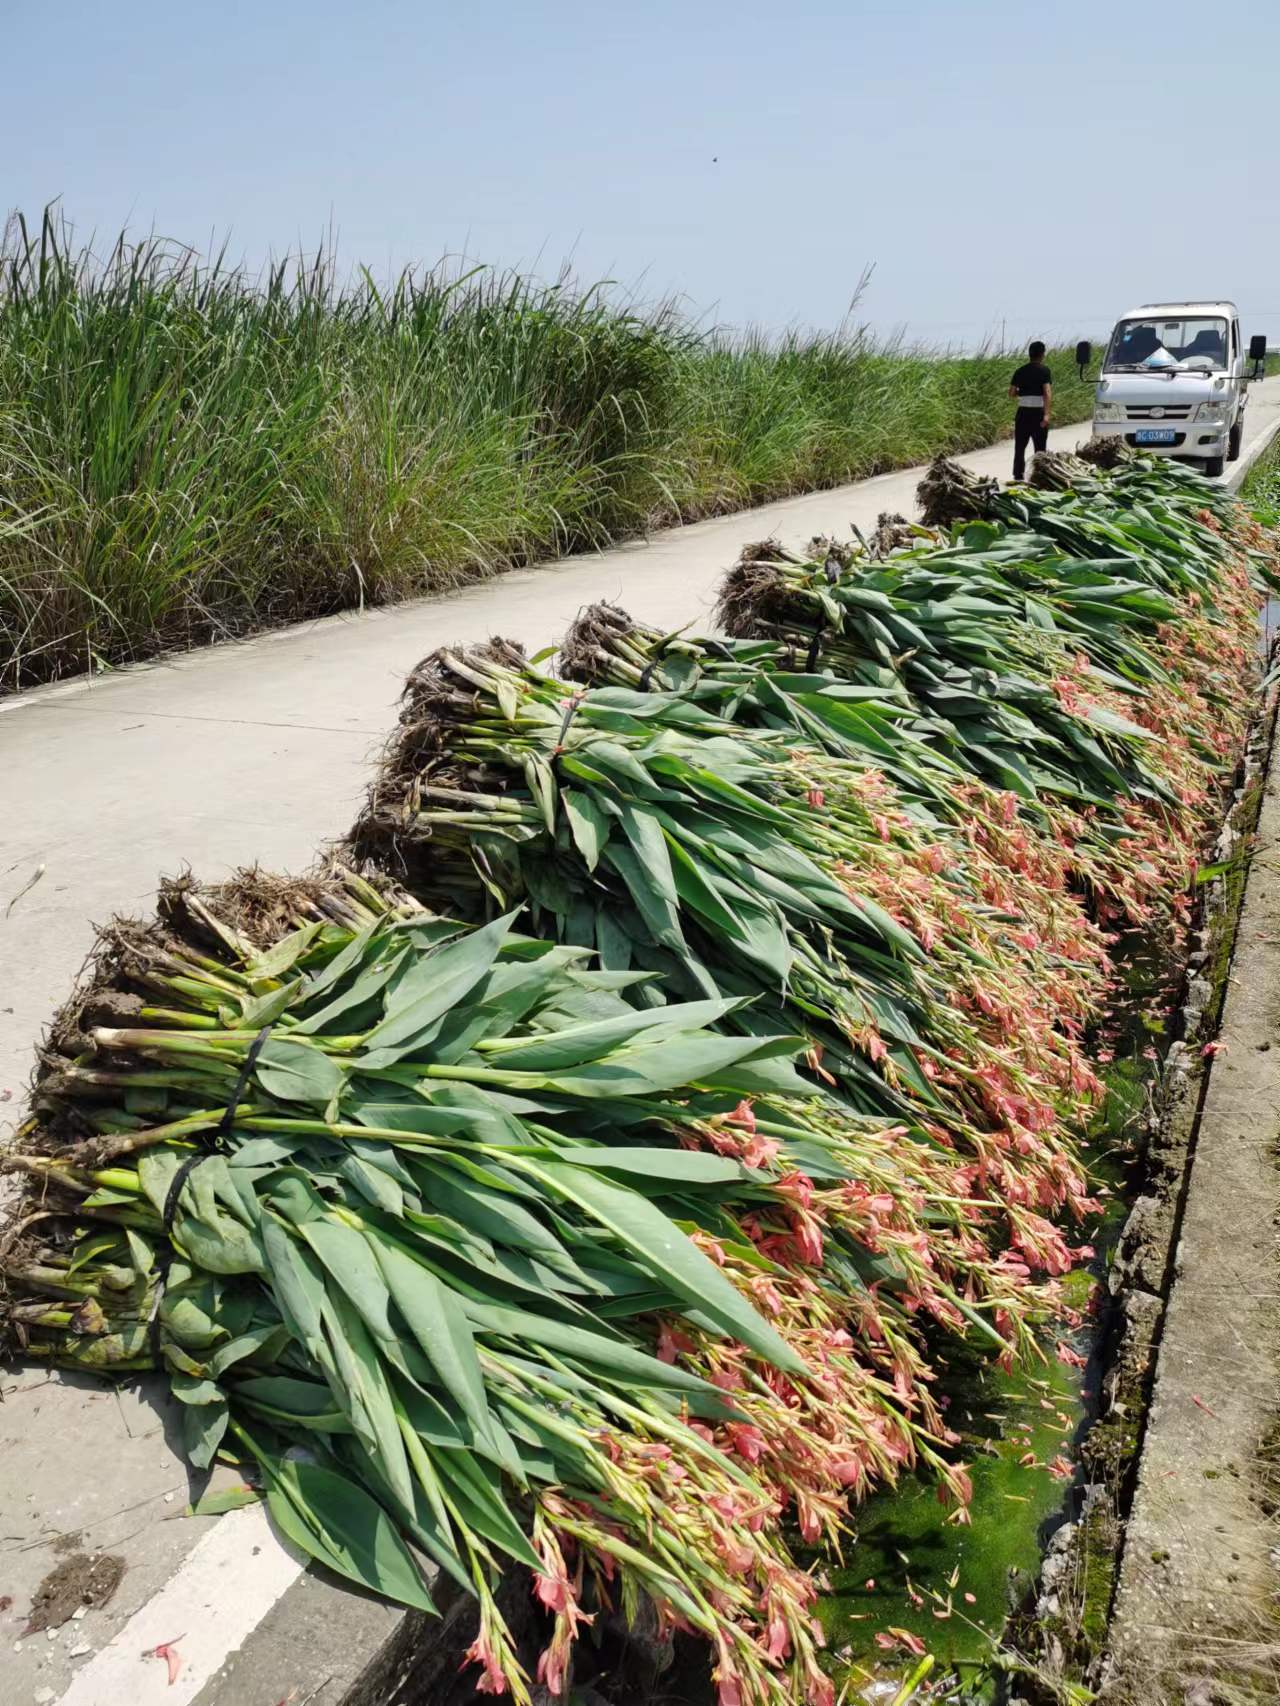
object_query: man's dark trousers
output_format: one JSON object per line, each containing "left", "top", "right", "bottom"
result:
{"left": 1012, "top": 408, "right": 1048, "bottom": 481}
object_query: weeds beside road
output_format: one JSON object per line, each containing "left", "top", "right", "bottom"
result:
{"left": 0, "top": 210, "right": 1096, "bottom": 692}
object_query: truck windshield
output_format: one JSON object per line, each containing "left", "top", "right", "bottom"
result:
{"left": 1104, "top": 316, "right": 1229, "bottom": 373}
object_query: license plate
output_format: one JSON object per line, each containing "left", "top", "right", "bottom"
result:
{"left": 1135, "top": 428, "right": 1177, "bottom": 444}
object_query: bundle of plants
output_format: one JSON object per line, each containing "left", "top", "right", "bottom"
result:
{"left": 1076, "top": 434, "right": 1135, "bottom": 471}
{"left": 351, "top": 642, "right": 1104, "bottom": 1258}
{"left": 561, "top": 599, "right": 1110, "bottom": 1013}
{"left": 559, "top": 598, "right": 963, "bottom": 806}
{"left": 920, "top": 450, "right": 1247, "bottom": 598}
{"left": 1026, "top": 448, "right": 1098, "bottom": 493}
{"left": 2, "top": 865, "right": 1057, "bottom": 1706}
{"left": 714, "top": 493, "right": 1261, "bottom": 925}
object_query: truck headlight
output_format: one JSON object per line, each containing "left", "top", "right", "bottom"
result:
{"left": 1094, "top": 401, "right": 1124, "bottom": 422}
{"left": 1196, "top": 399, "right": 1227, "bottom": 421}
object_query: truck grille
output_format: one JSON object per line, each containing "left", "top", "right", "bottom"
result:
{"left": 1125, "top": 404, "right": 1193, "bottom": 421}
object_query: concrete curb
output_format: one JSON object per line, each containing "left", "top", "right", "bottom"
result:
{"left": 1101, "top": 705, "right": 1280, "bottom": 1699}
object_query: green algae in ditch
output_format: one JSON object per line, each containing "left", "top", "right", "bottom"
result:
{"left": 817, "top": 1092, "right": 1137, "bottom": 1696}
{"left": 817, "top": 1346, "right": 1082, "bottom": 1687}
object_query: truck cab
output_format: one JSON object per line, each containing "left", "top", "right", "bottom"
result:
{"left": 1090, "top": 301, "right": 1253, "bottom": 477}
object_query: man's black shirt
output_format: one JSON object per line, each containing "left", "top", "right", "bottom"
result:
{"left": 1011, "top": 361, "right": 1052, "bottom": 404}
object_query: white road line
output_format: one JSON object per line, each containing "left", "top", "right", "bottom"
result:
{"left": 54, "top": 1505, "right": 304, "bottom": 1706}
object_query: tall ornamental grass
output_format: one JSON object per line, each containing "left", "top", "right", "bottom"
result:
{"left": 0, "top": 209, "right": 1096, "bottom": 691}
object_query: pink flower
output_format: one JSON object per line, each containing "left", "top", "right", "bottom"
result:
{"left": 776, "top": 1171, "right": 814, "bottom": 1210}
{"left": 534, "top": 1570, "right": 568, "bottom": 1613}
{"left": 728, "top": 1423, "right": 766, "bottom": 1464}
{"left": 764, "top": 1615, "right": 791, "bottom": 1661}
{"left": 713, "top": 1647, "right": 743, "bottom": 1706}
{"left": 875, "top": 1627, "right": 926, "bottom": 1656}
{"left": 463, "top": 1633, "right": 508, "bottom": 1695}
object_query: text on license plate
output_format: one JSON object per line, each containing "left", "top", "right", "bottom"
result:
{"left": 1135, "top": 428, "right": 1177, "bottom": 444}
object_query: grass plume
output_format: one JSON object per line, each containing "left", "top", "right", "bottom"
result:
{"left": 1, "top": 207, "right": 1096, "bottom": 691}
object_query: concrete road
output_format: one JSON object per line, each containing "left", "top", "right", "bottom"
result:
{"left": 2, "top": 388, "right": 1279, "bottom": 1706}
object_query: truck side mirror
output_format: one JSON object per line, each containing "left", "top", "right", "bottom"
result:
{"left": 1249, "top": 334, "right": 1268, "bottom": 362}
{"left": 1075, "top": 339, "right": 1092, "bottom": 379}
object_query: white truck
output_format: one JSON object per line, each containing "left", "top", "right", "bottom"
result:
{"left": 1079, "top": 302, "right": 1266, "bottom": 478}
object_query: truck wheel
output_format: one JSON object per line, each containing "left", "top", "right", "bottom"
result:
{"left": 1228, "top": 417, "right": 1243, "bottom": 461}
{"left": 1204, "top": 454, "right": 1226, "bottom": 478}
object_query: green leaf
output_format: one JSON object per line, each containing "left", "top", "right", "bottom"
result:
{"left": 319, "top": 1291, "right": 415, "bottom": 1510}
{"left": 241, "top": 979, "right": 302, "bottom": 1029}
{"left": 562, "top": 789, "right": 612, "bottom": 870}
{"left": 292, "top": 948, "right": 407, "bottom": 1036}
{"left": 464, "top": 1301, "right": 719, "bottom": 1394}
{"left": 518, "top": 1156, "right": 806, "bottom": 1373}
{"left": 248, "top": 923, "right": 324, "bottom": 983}
{"left": 300, "top": 1217, "right": 398, "bottom": 1343}
{"left": 432, "top": 1448, "right": 542, "bottom": 1572}
{"left": 173, "top": 1204, "right": 267, "bottom": 1276}
{"left": 559, "top": 1146, "right": 750, "bottom": 1185}
{"left": 541, "top": 1030, "right": 801, "bottom": 1099}
{"left": 413, "top": 1161, "right": 562, "bottom": 1255}
{"left": 182, "top": 1397, "right": 229, "bottom": 1469}
{"left": 262, "top": 1216, "right": 327, "bottom": 1354}
{"left": 138, "top": 1146, "right": 184, "bottom": 1217}
{"left": 172, "top": 1372, "right": 225, "bottom": 1405}
{"left": 361, "top": 912, "right": 519, "bottom": 1064}
{"left": 254, "top": 1039, "right": 347, "bottom": 1108}
{"left": 234, "top": 1374, "right": 351, "bottom": 1431}
{"left": 260, "top": 1454, "right": 438, "bottom": 1614}
{"left": 301, "top": 918, "right": 382, "bottom": 1002}
{"left": 476, "top": 995, "right": 743, "bottom": 1070}
{"left": 187, "top": 1484, "right": 263, "bottom": 1517}
{"left": 208, "top": 1322, "right": 290, "bottom": 1377}
{"left": 367, "top": 1229, "right": 491, "bottom": 1435}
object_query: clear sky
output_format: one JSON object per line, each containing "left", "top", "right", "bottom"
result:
{"left": 5, "top": 0, "right": 1279, "bottom": 347}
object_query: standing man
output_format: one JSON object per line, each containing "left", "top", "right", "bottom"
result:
{"left": 1008, "top": 339, "right": 1052, "bottom": 482}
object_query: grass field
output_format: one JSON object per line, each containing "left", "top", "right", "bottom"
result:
{"left": 0, "top": 210, "right": 1098, "bottom": 691}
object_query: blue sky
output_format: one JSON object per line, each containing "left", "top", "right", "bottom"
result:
{"left": 6, "top": 0, "right": 1279, "bottom": 346}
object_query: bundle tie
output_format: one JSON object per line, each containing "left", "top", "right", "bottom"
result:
{"left": 162, "top": 1025, "right": 274, "bottom": 1233}
{"left": 149, "top": 1024, "right": 273, "bottom": 1360}
{"left": 805, "top": 614, "right": 827, "bottom": 673}
{"left": 552, "top": 692, "right": 586, "bottom": 755}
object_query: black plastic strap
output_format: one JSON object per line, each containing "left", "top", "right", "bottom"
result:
{"left": 637, "top": 659, "right": 659, "bottom": 692}
{"left": 805, "top": 614, "right": 827, "bottom": 672}
{"left": 162, "top": 1025, "right": 273, "bottom": 1233}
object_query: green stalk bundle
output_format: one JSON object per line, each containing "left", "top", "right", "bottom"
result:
{"left": 4, "top": 452, "right": 1274, "bottom": 1706}
{"left": 715, "top": 454, "right": 1270, "bottom": 925}
{"left": 3, "top": 867, "right": 1040, "bottom": 1706}
{"left": 352, "top": 638, "right": 1104, "bottom": 1253}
